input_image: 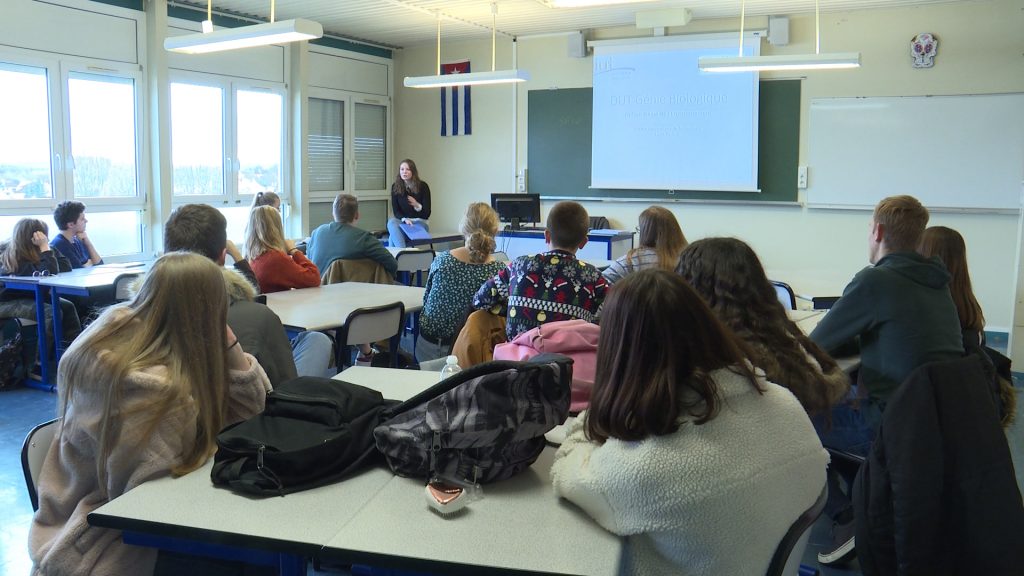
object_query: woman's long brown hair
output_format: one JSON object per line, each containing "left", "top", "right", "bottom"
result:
{"left": 391, "top": 158, "right": 421, "bottom": 196}
{"left": 624, "top": 206, "right": 688, "bottom": 271}
{"left": 918, "top": 226, "right": 985, "bottom": 333}
{"left": 586, "top": 268, "right": 761, "bottom": 444}
{"left": 676, "top": 237, "right": 842, "bottom": 416}
{"left": 0, "top": 218, "right": 48, "bottom": 272}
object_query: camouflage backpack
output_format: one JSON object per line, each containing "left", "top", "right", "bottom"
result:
{"left": 373, "top": 354, "right": 572, "bottom": 484}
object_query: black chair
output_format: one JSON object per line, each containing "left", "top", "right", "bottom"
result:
{"left": 22, "top": 418, "right": 59, "bottom": 511}
{"left": 770, "top": 280, "right": 797, "bottom": 310}
{"left": 766, "top": 484, "right": 828, "bottom": 576}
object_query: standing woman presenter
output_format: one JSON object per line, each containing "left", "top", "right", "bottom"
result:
{"left": 387, "top": 159, "right": 431, "bottom": 248}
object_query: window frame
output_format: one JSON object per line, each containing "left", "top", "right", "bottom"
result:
{"left": 168, "top": 70, "right": 288, "bottom": 209}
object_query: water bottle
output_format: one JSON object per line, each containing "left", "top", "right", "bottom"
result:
{"left": 439, "top": 355, "right": 462, "bottom": 381}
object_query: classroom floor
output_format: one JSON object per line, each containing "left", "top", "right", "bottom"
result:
{"left": 2, "top": 378, "right": 1023, "bottom": 576}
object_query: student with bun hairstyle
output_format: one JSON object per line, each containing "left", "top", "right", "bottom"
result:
{"left": 551, "top": 269, "right": 827, "bottom": 576}
{"left": 251, "top": 191, "right": 282, "bottom": 211}
{"left": 246, "top": 205, "right": 320, "bottom": 293}
{"left": 603, "top": 205, "right": 687, "bottom": 285}
{"left": 417, "top": 202, "right": 506, "bottom": 361}
{"left": 29, "top": 252, "right": 271, "bottom": 576}
{"left": 676, "top": 237, "right": 848, "bottom": 417}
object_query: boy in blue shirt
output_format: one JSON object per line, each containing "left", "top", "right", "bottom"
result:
{"left": 51, "top": 201, "right": 103, "bottom": 268}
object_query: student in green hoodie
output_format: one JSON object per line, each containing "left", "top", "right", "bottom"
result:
{"left": 810, "top": 194, "right": 962, "bottom": 566}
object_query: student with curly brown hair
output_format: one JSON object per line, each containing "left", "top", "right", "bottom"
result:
{"left": 676, "top": 237, "right": 849, "bottom": 417}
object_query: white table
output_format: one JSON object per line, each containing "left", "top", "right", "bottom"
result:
{"left": 334, "top": 366, "right": 440, "bottom": 401}
{"left": 89, "top": 367, "right": 623, "bottom": 576}
{"left": 264, "top": 282, "right": 425, "bottom": 332}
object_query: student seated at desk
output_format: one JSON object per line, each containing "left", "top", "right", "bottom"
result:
{"left": 28, "top": 252, "right": 272, "bottom": 576}
{"left": 245, "top": 206, "right": 320, "bottom": 293}
{"left": 551, "top": 269, "right": 827, "bottom": 576}
{"left": 307, "top": 193, "right": 397, "bottom": 278}
{"left": 676, "top": 237, "right": 849, "bottom": 417}
{"left": 0, "top": 218, "right": 81, "bottom": 351}
{"left": 50, "top": 201, "right": 103, "bottom": 269}
{"left": 417, "top": 202, "right": 506, "bottom": 362}
{"left": 808, "top": 195, "right": 963, "bottom": 566}
{"left": 165, "top": 204, "right": 333, "bottom": 384}
{"left": 251, "top": 190, "right": 281, "bottom": 211}
{"left": 473, "top": 201, "right": 606, "bottom": 341}
{"left": 602, "top": 205, "right": 687, "bottom": 286}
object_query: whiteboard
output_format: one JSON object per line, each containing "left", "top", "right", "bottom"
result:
{"left": 807, "top": 94, "right": 1024, "bottom": 211}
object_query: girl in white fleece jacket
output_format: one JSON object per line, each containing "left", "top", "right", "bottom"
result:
{"left": 551, "top": 269, "right": 827, "bottom": 576}
{"left": 29, "top": 252, "right": 272, "bottom": 576}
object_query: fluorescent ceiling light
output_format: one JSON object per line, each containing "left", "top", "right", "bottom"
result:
{"left": 404, "top": 69, "right": 530, "bottom": 88}
{"left": 697, "top": 0, "right": 860, "bottom": 73}
{"left": 404, "top": 4, "right": 529, "bottom": 89}
{"left": 699, "top": 52, "right": 861, "bottom": 72}
{"left": 547, "top": 0, "right": 658, "bottom": 7}
{"left": 164, "top": 18, "right": 323, "bottom": 54}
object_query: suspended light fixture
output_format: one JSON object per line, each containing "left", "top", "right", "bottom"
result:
{"left": 403, "top": 4, "right": 530, "bottom": 89}
{"left": 698, "top": 0, "right": 860, "bottom": 72}
{"left": 165, "top": 0, "right": 323, "bottom": 54}
{"left": 545, "top": 0, "right": 658, "bottom": 7}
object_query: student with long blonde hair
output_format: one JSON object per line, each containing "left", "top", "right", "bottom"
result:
{"left": 602, "top": 205, "right": 687, "bottom": 285}
{"left": 551, "top": 269, "right": 826, "bottom": 575}
{"left": 246, "top": 205, "right": 320, "bottom": 293}
{"left": 29, "top": 252, "right": 271, "bottom": 576}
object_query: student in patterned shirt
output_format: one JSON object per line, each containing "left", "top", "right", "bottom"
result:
{"left": 417, "top": 203, "right": 507, "bottom": 362}
{"left": 473, "top": 201, "right": 607, "bottom": 341}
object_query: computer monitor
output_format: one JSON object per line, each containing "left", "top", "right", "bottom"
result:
{"left": 491, "top": 193, "right": 541, "bottom": 231}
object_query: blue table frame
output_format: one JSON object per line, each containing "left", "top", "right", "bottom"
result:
{"left": 0, "top": 276, "right": 52, "bottom": 389}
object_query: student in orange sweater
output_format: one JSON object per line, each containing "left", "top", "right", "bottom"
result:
{"left": 246, "top": 205, "right": 321, "bottom": 293}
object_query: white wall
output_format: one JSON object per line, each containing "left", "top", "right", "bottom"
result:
{"left": 394, "top": 0, "right": 1024, "bottom": 342}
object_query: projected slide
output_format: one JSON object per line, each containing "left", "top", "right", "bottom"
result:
{"left": 591, "top": 35, "right": 760, "bottom": 192}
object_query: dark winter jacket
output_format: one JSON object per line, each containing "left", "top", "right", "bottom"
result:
{"left": 852, "top": 355, "right": 1024, "bottom": 576}
{"left": 810, "top": 252, "right": 962, "bottom": 402}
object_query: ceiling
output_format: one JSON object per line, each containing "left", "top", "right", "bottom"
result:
{"left": 173, "top": 0, "right": 969, "bottom": 50}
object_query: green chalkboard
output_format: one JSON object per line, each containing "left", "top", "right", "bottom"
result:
{"left": 527, "top": 80, "right": 800, "bottom": 202}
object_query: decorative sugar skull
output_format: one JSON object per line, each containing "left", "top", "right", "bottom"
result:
{"left": 911, "top": 33, "right": 938, "bottom": 68}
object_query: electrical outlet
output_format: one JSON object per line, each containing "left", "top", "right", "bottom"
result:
{"left": 517, "top": 169, "right": 527, "bottom": 192}
{"left": 797, "top": 166, "right": 808, "bottom": 189}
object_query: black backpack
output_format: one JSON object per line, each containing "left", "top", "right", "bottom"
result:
{"left": 373, "top": 354, "right": 573, "bottom": 484}
{"left": 211, "top": 376, "right": 398, "bottom": 495}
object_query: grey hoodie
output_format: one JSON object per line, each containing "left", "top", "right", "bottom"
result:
{"left": 810, "top": 252, "right": 963, "bottom": 402}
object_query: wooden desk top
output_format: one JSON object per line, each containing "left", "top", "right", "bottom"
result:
{"left": 264, "top": 282, "right": 425, "bottom": 332}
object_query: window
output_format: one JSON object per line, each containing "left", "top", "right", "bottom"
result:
{"left": 171, "top": 82, "right": 224, "bottom": 197}
{"left": 354, "top": 102, "right": 387, "bottom": 192}
{"left": 169, "top": 77, "right": 284, "bottom": 240}
{"left": 67, "top": 72, "right": 139, "bottom": 199}
{"left": 0, "top": 65, "right": 53, "bottom": 201}
{"left": 309, "top": 97, "right": 344, "bottom": 192}
{"left": 0, "top": 59, "right": 145, "bottom": 257}
{"left": 305, "top": 92, "right": 390, "bottom": 203}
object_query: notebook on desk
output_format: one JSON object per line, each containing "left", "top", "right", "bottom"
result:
{"left": 399, "top": 222, "right": 432, "bottom": 241}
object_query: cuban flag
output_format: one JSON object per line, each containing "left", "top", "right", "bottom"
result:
{"left": 440, "top": 60, "right": 472, "bottom": 136}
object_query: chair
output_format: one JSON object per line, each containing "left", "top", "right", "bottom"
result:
{"left": 765, "top": 484, "right": 828, "bottom": 576}
{"left": 22, "top": 418, "right": 58, "bottom": 512}
{"left": 321, "top": 258, "right": 394, "bottom": 285}
{"left": 770, "top": 280, "right": 797, "bottom": 310}
{"left": 394, "top": 249, "right": 435, "bottom": 288}
{"left": 334, "top": 301, "right": 405, "bottom": 369}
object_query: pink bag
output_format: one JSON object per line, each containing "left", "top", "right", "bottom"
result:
{"left": 493, "top": 319, "right": 599, "bottom": 413}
